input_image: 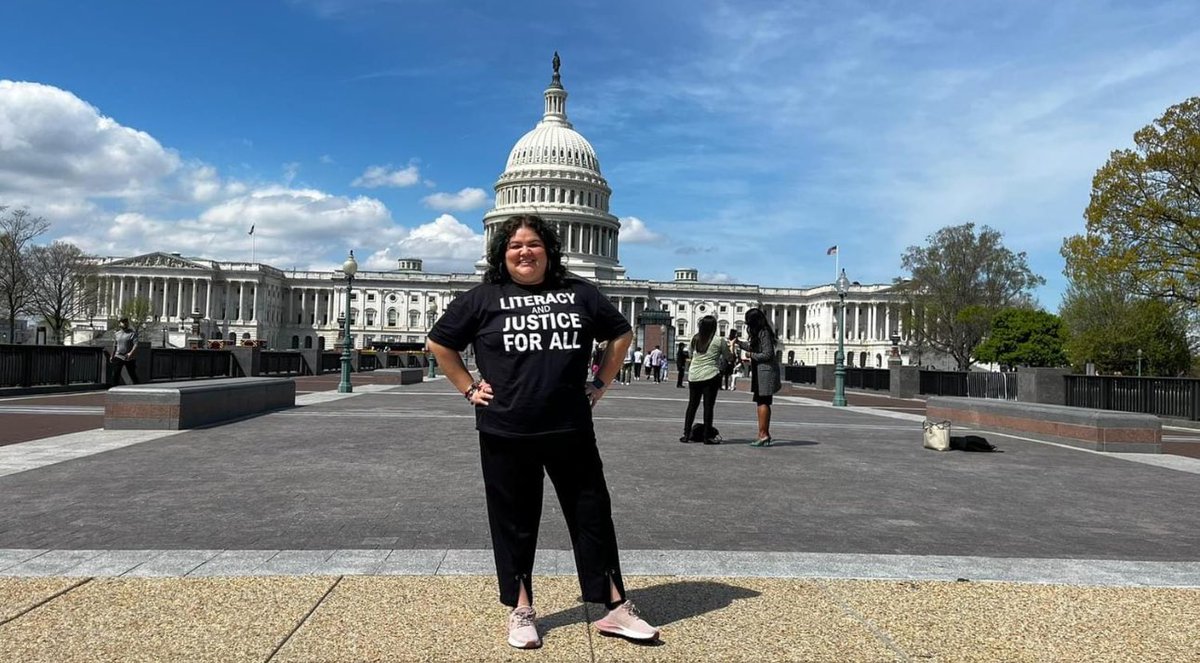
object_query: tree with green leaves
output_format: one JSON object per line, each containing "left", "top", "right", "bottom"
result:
{"left": 1059, "top": 275, "right": 1193, "bottom": 376}
{"left": 116, "top": 296, "right": 153, "bottom": 333}
{"left": 897, "top": 223, "right": 1045, "bottom": 370}
{"left": 974, "top": 308, "right": 1067, "bottom": 370}
{"left": 1062, "top": 96, "right": 1200, "bottom": 312}
{"left": 0, "top": 206, "right": 50, "bottom": 342}
{"left": 29, "top": 241, "right": 88, "bottom": 344}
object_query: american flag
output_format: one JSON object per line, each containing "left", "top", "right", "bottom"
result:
{"left": 826, "top": 245, "right": 838, "bottom": 255}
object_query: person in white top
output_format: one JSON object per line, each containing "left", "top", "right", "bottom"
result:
{"left": 633, "top": 347, "right": 644, "bottom": 380}
{"left": 647, "top": 346, "right": 663, "bottom": 383}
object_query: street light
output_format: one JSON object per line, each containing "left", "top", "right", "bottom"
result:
{"left": 1137, "top": 348, "right": 1143, "bottom": 377}
{"left": 833, "top": 269, "right": 850, "bottom": 407}
{"left": 338, "top": 250, "right": 358, "bottom": 394}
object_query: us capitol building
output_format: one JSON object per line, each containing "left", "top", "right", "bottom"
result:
{"left": 71, "top": 56, "right": 910, "bottom": 368}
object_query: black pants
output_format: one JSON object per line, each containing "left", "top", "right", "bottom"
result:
{"left": 633, "top": 364, "right": 642, "bottom": 379}
{"left": 683, "top": 376, "right": 720, "bottom": 439}
{"left": 676, "top": 362, "right": 686, "bottom": 387}
{"left": 479, "top": 430, "right": 625, "bottom": 607}
{"left": 109, "top": 358, "right": 140, "bottom": 386}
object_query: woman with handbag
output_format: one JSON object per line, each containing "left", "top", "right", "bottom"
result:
{"left": 733, "top": 307, "right": 782, "bottom": 446}
{"left": 681, "top": 315, "right": 735, "bottom": 444}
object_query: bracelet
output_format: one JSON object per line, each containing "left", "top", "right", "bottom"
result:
{"left": 463, "top": 380, "right": 482, "bottom": 401}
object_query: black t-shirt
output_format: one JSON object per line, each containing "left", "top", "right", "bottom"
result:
{"left": 428, "top": 277, "right": 631, "bottom": 438}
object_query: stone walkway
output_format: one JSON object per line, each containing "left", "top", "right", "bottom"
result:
{"left": 0, "top": 376, "right": 1198, "bottom": 661}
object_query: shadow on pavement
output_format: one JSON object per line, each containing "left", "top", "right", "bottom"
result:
{"left": 626, "top": 579, "right": 762, "bottom": 626}
{"left": 724, "top": 438, "right": 819, "bottom": 447}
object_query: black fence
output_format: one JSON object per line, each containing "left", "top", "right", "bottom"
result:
{"left": 321, "top": 352, "right": 342, "bottom": 372}
{"left": 149, "top": 348, "right": 233, "bottom": 381}
{"left": 1065, "top": 375, "right": 1200, "bottom": 421}
{"left": 919, "top": 370, "right": 1018, "bottom": 400}
{"left": 846, "top": 367, "right": 891, "bottom": 391}
{"left": 783, "top": 364, "right": 816, "bottom": 384}
{"left": 259, "top": 351, "right": 307, "bottom": 376}
{"left": 384, "top": 351, "right": 429, "bottom": 369}
{"left": 358, "top": 352, "right": 378, "bottom": 371}
{"left": 0, "top": 344, "right": 107, "bottom": 388}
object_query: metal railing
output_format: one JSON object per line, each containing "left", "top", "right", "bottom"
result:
{"left": 358, "top": 352, "right": 378, "bottom": 371}
{"left": 783, "top": 365, "right": 816, "bottom": 384}
{"left": 321, "top": 352, "right": 341, "bottom": 372}
{"left": 0, "top": 344, "right": 107, "bottom": 388}
{"left": 149, "top": 348, "right": 233, "bottom": 381}
{"left": 259, "top": 351, "right": 306, "bottom": 376}
{"left": 846, "top": 367, "right": 891, "bottom": 391}
{"left": 1065, "top": 375, "right": 1200, "bottom": 421}
{"left": 919, "top": 370, "right": 1018, "bottom": 400}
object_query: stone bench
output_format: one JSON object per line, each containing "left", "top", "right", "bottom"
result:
{"left": 926, "top": 396, "right": 1162, "bottom": 453}
{"left": 368, "top": 368, "right": 424, "bottom": 385}
{"left": 105, "top": 377, "right": 296, "bottom": 430}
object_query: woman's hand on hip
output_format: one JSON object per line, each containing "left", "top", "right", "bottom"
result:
{"left": 467, "top": 379, "right": 494, "bottom": 406}
{"left": 585, "top": 382, "right": 606, "bottom": 408}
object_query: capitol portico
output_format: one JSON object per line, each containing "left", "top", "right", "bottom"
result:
{"left": 71, "top": 55, "right": 912, "bottom": 368}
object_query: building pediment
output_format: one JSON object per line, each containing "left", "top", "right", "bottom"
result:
{"left": 108, "top": 252, "right": 209, "bottom": 270}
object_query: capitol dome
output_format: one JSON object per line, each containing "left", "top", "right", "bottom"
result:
{"left": 479, "top": 53, "right": 625, "bottom": 281}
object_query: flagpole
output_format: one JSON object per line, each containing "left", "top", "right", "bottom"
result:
{"left": 834, "top": 249, "right": 839, "bottom": 284}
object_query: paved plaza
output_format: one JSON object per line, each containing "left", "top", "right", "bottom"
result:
{"left": 1, "top": 376, "right": 1199, "bottom": 661}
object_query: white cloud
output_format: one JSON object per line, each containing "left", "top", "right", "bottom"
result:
{"left": 61, "top": 185, "right": 400, "bottom": 268}
{"left": 699, "top": 271, "right": 737, "bottom": 284}
{"left": 0, "top": 80, "right": 180, "bottom": 200}
{"left": 421, "top": 187, "right": 490, "bottom": 212}
{"left": 618, "top": 216, "right": 663, "bottom": 244}
{"left": 365, "top": 214, "right": 483, "bottom": 273}
{"left": 351, "top": 163, "right": 421, "bottom": 188}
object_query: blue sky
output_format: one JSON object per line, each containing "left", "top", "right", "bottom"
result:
{"left": 1, "top": 0, "right": 1197, "bottom": 308}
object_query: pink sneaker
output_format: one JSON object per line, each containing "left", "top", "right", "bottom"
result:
{"left": 507, "top": 606, "right": 541, "bottom": 649}
{"left": 595, "top": 600, "right": 660, "bottom": 640}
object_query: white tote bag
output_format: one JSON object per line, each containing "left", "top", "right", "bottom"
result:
{"left": 923, "top": 419, "right": 951, "bottom": 451}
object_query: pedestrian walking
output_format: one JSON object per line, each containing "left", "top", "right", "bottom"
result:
{"left": 426, "top": 214, "right": 659, "bottom": 650}
{"left": 648, "top": 346, "right": 663, "bottom": 383}
{"left": 733, "top": 307, "right": 783, "bottom": 446}
{"left": 722, "top": 329, "right": 740, "bottom": 391}
{"left": 675, "top": 342, "right": 688, "bottom": 388}
{"left": 633, "top": 347, "right": 644, "bottom": 380}
{"left": 620, "top": 345, "right": 634, "bottom": 384}
{"left": 109, "top": 317, "right": 141, "bottom": 386}
{"left": 681, "top": 316, "right": 735, "bottom": 444}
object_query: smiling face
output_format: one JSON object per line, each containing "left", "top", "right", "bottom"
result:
{"left": 505, "top": 225, "right": 548, "bottom": 285}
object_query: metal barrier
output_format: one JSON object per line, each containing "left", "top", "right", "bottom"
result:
{"left": 783, "top": 365, "right": 816, "bottom": 384}
{"left": 358, "top": 352, "right": 378, "bottom": 371}
{"left": 321, "top": 352, "right": 341, "bottom": 372}
{"left": 1065, "top": 375, "right": 1200, "bottom": 421}
{"left": 259, "top": 351, "right": 306, "bottom": 376}
{"left": 0, "top": 344, "right": 107, "bottom": 388}
{"left": 919, "top": 370, "right": 1017, "bottom": 400}
{"left": 149, "top": 348, "right": 233, "bottom": 381}
{"left": 845, "top": 367, "right": 891, "bottom": 391}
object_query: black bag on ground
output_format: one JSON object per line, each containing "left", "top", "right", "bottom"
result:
{"left": 949, "top": 435, "right": 998, "bottom": 452}
{"left": 689, "top": 423, "right": 720, "bottom": 442}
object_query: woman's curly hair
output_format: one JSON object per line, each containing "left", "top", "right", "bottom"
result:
{"left": 483, "top": 215, "right": 568, "bottom": 285}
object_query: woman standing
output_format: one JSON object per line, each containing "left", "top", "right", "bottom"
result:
{"left": 734, "top": 308, "right": 782, "bottom": 446}
{"left": 681, "top": 315, "right": 735, "bottom": 444}
{"left": 427, "top": 215, "right": 658, "bottom": 650}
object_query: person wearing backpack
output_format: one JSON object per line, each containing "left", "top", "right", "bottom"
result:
{"left": 680, "top": 315, "right": 735, "bottom": 444}
{"left": 733, "top": 307, "right": 782, "bottom": 446}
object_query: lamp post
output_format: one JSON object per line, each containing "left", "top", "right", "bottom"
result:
{"left": 1137, "top": 348, "right": 1143, "bottom": 377}
{"left": 833, "top": 269, "right": 849, "bottom": 407}
{"left": 338, "top": 250, "right": 358, "bottom": 393}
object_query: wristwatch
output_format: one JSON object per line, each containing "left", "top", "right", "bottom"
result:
{"left": 591, "top": 377, "right": 606, "bottom": 390}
